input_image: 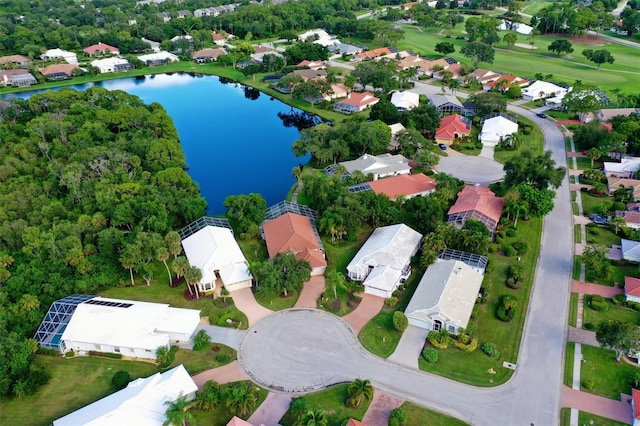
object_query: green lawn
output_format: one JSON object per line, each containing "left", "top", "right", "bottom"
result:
{"left": 578, "top": 411, "right": 630, "bottom": 426}
{"left": 0, "top": 355, "right": 157, "bottom": 425}
{"left": 192, "top": 381, "right": 268, "bottom": 426}
{"left": 400, "top": 401, "right": 470, "bottom": 425}
{"left": 565, "top": 342, "right": 575, "bottom": 387}
{"left": 420, "top": 218, "right": 542, "bottom": 386}
{"left": 580, "top": 192, "right": 613, "bottom": 217}
{"left": 520, "top": 0, "right": 553, "bottom": 16}
{"left": 100, "top": 280, "right": 249, "bottom": 329}
{"left": 560, "top": 407, "right": 571, "bottom": 426}
{"left": 171, "top": 343, "right": 237, "bottom": 376}
{"left": 494, "top": 116, "right": 544, "bottom": 164}
{"left": 573, "top": 257, "right": 581, "bottom": 280}
{"left": 279, "top": 384, "right": 370, "bottom": 425}
{"left": 569, "top": 293, "right": 579, "bottom": 327}
{"left": 574, "top": 224, "right": 581, "bottom": 243}
{"left": 584, "top": 225, "right": 620, "bottom": 248}
{"left": 255, "top": 290, "right": 299, "bottom": 310}
{"left": 583, "top": 297, "right": 640, "bottom": 328}
{"left": 580, "top": 344, "right": 635, "bottom": 399}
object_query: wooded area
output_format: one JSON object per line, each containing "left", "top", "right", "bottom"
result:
{"left": 0, "top": 88, "right": 206, "bottom": 399}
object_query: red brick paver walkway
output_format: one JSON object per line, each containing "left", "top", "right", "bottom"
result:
{"left": 229, "top": 287, "right": 273, "bottom": 327}
{"left": 571, "top": 280, "right": 624, "bottom": 297}
{"left": 567, "top": 152, "right": 587, "bottom": 157}
{"left": 192, "top": 361, "right": 249, "bottom": 390}
{"left": 294, "top": 275, "right": 325, "bottom": 308}
{"left": 362, "top": 389, "right": 404, "bottom": 426}
{"left": 562, "top": 386, "right": 632, "bottom": 424}
{"left": 557, "top": 119, "right": 581, "bottom": 126}
{"left": 343, "top": 294, "right": 385, "bottom": 334}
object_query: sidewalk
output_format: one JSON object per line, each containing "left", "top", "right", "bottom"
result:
{"left": 562, "top": 386, "right": 633, "bottom": 424}
{"left": 571, "top": 280, "right": 623, "bottom": 297}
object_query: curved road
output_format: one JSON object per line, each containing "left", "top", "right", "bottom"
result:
{"left": 239, "top": 106, "right": 573, "bottom": 425}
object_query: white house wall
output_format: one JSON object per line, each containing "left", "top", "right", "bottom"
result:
{"left": 66, "top": 340, "right": 161, "bottom": 360}
{"left": 364, "top": 286, "right": 393, "bottom": 299}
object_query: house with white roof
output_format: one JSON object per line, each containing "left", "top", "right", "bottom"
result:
{"left": 390, "top": 91, "right": 419, "bottom": 111}
{"left": 405, "top": 252, "right": 487, "bottom": 334}
{"left": 298, "top": 29, "right": 340, "bottom": 47}
{"left": 479, "top": 115, "right": 519, "bottom": 146}
{"left": 604, "top": 157, "right": 640, "bottom": 178}
{"left": 388, "top": 122, "right": 406, "bottom": 150}
{"left": 53, "top": 365, "right": 197, "bottom": 426}
{"left": 334, "top": 153, "right": 411, "bottom": 180}
{"left": 91, "top": 57, "right": 132, "bottom": 73}
{"left": 347, "top": 224, "right": 422, "bottom": 298}
{"left": 497, "top": 20, "right": 533, "bottom": 34}
{"left": 41, "top": 48, "right": 78, "bottom": 64}
{"left": 39, "top": 296, "right": 200, "bottom": 359}
{"left": 622, "top": 239, "right": 640, "bottom": 263}
{"left": 521, "top": 81, "right": 569, "bottom": 102}
{"left": 181, "top": 225, "right": 253, "bottom": 293}
{"left": 138, "top": 51, "right": 179, "bottom": 66}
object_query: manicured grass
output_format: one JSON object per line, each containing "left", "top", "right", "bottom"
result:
{"left": 583, "top": 297, "right": 640, "bottom": 328}
{"left": 100, "top": 281, "right": 249, "bottom": 329}
{"left": 573, "top": 257, "right": 581, "bottom": 280}
{"left": 584, "top": 225, "right": 620, "bottom": 248}
{"left": 493, "top": 116, "right": 544, "bottom": 164}
{"left": 610, "top": 265, "right": 638, "bottom": 288}
{"left": 0, "top": 355, "right": 157, "bottom": 425}
{"left": 574, "top": 224, "right": 581, "bottom": 243}
{"left": 578, "top": 411, "right": 630, "bottom": 426}
{"left": 420, "top": 218, "right": 542, "bottom": 386}
{"left": 322, "top": 229, "right": 371, "bottom": 274}
{"left": 171, "top": 343, "right": 237, "bottom": 375}
{"left": 400, "top": 401, "right": 470, "bottom": 425}
{"left": 580, "top": 192, "right": 613, "bottom": 217}
{"left": 237, "top": 238, "right": 268, "bottom": 264}
{"left": 565, "top": 342, "right": 575, "bottom": 387}
{"left": 569, "top": 293, "right": 579, "bottom": 328}
{"left": 580, "top": 344, "right": 635, "bottom": 399}
{"left": 279, "top": 384, "right": 370, "bottom": 425}
{"left": 521, "top": 0, "right": 553, "bottom": 16}
{"left": 560, "top": 407, "right": 571, "bottom": 426}
{"left": 255, "top": 290, "right": 299, "bottom": 310}
{"left": 192, "top": 381, "right": 268, "bottom": 426}
{"left": 572, "top": 203, "right": 580, "bottom": 216}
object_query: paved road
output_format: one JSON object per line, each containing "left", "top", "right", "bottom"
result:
{"left": 237, "top": 103, "right": 573, "bottom": 425}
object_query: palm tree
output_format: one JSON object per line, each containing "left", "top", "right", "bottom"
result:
{"left": 447, "top": 79, "right": 460, "bottom": 95}
{"left": 346, "top": 378, "right": 374, "bottom": 409}
{"left": 610, "top": 215, "right": 626, "bottom": 235}
{"left": 296, "top": 409, "right": 328, "bottom": 426}
{"left": 194, "top": 381, "right": 220, "bottom": 411}
{"left": 224, "top": 382, "right": 258, "bottom": 417}
{"left": 586, "top": 147, "right": 601, "bottom": 167}
{"left": 165, "top": 231, "right": 182, "bottom": 259}
{"left": 326, "top": 271, "right": 347, "bottom": 299}
{"left": 613, "top": 185, "right": 634, "bottom": 203}
{"left": 157, "top": 247, "right": 172, "bottom": 285}
{"left": 184, "top": 265, "right": 203, "bottom": 300}
{"left": 156, "top": 345, "right": 173, "bottom": 368}
{"left": 173, "top": 256, "right": 189, "bottom": 280}
{"left": 163, "top": 395, "right": 195, "bottom": 426}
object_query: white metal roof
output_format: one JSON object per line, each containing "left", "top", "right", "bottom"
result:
{"left": 61, "top": 297, "right": 200, "bottom": 351}
{"left": 405, "top": 259, "right": 484, "bottom": 329}
{"left": 390, "top": 91, "right": 419, "bottom": 110}
{"left": 53, "top": 365, "right": 198, "bottom": 426}
{"left": 347, "top": 224, "right": 422, "bottom": 279}
{"left": 137, "top": 51, "right": 179, "bottom": 62}
{"left": 340, "top": 153, "right": 410, "bottom": 176}
{"left": 522, "top": 81, "right": 568, "bottom": 97}
{"left": 480, "top": 116, "right": 519, "bottom": 144}
{"left": 181, "top": 226, "right": 252, "bottom": 286}
{"left": 604, "top": 157, "right": 640, "bottom": 174}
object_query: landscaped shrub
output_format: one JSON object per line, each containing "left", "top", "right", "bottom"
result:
{"left": 385, "top": 296, "right": 399, "bottom": 307}
{"left": 506, "top": 229, "right": 517, "bottom": 238}
{"left": 36, "top": 347, "right": 60, "bottom": 356}
{"left": 65, "top": 351, "right": 74, "bottom": 358}
{"left": 427, "top": 330, "right": 450, "bottom": 349}
{"left": 453, "top": 337, "right": 478, "bottom": 352}
{"left": 388, "top": 406, "right": 409, "bottom": 426}
{"left": 422, "top": 347, "right": 439, "bottom": 363}
{"left": 583, "top": 378, "right": 595, "bottom": 390}
{"left": 507, "top": 265, "right": 525, "bottom": 289}
{"left": 512, "top": 241, "right": 528, "bottom": 255}
{"left": 613, "top": 294, "right": 627, "bottom": 306}
{"left": 215, "top": 353, "right": 230, "bottom": 363}
{"left": 392, "top": 311, "right": 409, "bottom": 332}
{"left": 481, "top": 342, "right": 500, "bottom": 359}
{"left": 217, "top": 314, "right": 241, "bottom": 328}
{"left": 112, "top": 370, "right": 131, "bottom": 390}
{"left": 584, "top": 322, "right": 595, "bottom": 330}
{"left": 588, "top": 295, "right": 609, "bottom": 312}
{"left": 628, "top": 302, "right": 640, "bottom": 312}
{"left": 503, "top": 245, "right": 517, "bottom": 257}
{"left": 193, "top": 329, "right": 212, "bottom": 351}
{"left": 496, "top": 295, "right": 518, "bottom": 322}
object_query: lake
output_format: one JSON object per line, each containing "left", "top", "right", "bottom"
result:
{"left": 4, "top": 73, "right": 312, "bottom": 215}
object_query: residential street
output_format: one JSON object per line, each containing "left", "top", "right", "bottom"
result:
{"left": 237, "top": 108, "right": 573, "bottom": 425}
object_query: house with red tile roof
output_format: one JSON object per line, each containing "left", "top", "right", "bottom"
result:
{"left": 0, "top": 54, "right": 30, "bottom": 67}
{"left": 291, "top": 69, "right": 327, "bottom": 81}
{"left": 447, "top": 185, "right": 504, "bottom": 236}
{"left": 192, "top": 48, "right": 226, "bottom": 63}
{"left": 354, "top": 47, "right": 392, "bottom": 61}
{"left": 262, "top": 212, "right": 327, "bottom": 276}
{"left": 435, "top": 114, "right": 471, "bottom": 144}
{"left": 433, "top": 63, "right": 462, "bottom": 81}
{"left": 616, "top": 210, "right": 640, "bottom": 230}
{"left": 226, "top": 416, "right": 256, "bottom": 426}
{"left": 346, "top": 420, "right": 368, "bottom": 426}
{"left": 39, "top": 64, "right": 78, "bottom": 81}
{"left": 632, "top": 388, "right": 640, "bottom": 424}
{"left": 211, "top": 31, "right": 233, "bottom": 46}
{"left": 482, "top": 74, "right": 529, "bottom": 92}
{"left": 297, "top": 60, "right": 326, "bottom": 70}
{"left": 83, "top": 42, "right": 120, "bottom": 56}
{"left": 333, "top": 91, "right": 379, "bottom": 114}
{"left": 625, "top": 277, "right": 640, "bottom": 303}
{"left": 365, "top": 173, "right": 437, "bottom": 200}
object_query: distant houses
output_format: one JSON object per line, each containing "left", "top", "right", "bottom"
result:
{"left": 333, "top": 91, "right": 380, "bottom": 114}
{"left": 349, "top": 173, "right": 437, "bottom": 201}
{"left": 39, "top": 64, "right": 78, "bottom": 81}
{"left": 521, "top": 81, "right": 569, "bottom": 102}
{"left": 390, "top": 91, "right": 419, "bottom": 111}
{"left": 330, "top": 153, "right": 411, "bottom": 180}
{"left": 347, "top": 224, "right": 422, "bottom": 298}
{"left": 83, "top": 42, "right": 120, "bottom": 57}
{"left": 138, "top": 51, "right": 179, "bottom": 66}
{"left": 91, "top": 57, "right": 132, "bottom": 74}
{"left": 0, "top": 54, "right": 30, "bottom": 67}
{"left": 428, "top": 94, "right": 464, "bottom": 116}
{"left": 0, "top": 69, "right": 37, "bottom": 87}
{"left": 192, "top": 48, "right": 226, "bottom": 63}
{"left": 435, "top": 114, "right": 471, "bottom": 145}
{"left": 41, "top": 48, "right": 78, "bottom": 64}
{"left": 479, "top": 114, "right": 519, "bottom": 146}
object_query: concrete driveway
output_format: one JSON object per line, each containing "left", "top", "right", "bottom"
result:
{"left": 230, "top": 287, "right": 273, "bottom": 327}
{"left": 387, "top": 325, "right": 429, "bottom": 369}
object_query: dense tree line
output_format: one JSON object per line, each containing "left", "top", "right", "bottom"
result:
{"left": 0, "top": 88, "right": 206, "bottom": 399}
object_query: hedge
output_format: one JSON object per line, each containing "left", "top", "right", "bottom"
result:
{"left": 392, "top": 311, "right": 409, "bottom": 332}
{"left": 481, "top": 342, "right": 500, "bottom": 359}
{"left": 422, "top": 347, "right": 439, "bottom": 363}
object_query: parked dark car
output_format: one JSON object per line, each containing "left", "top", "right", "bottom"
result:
{"left": 536, "top": 112, "right": 547, "bottom": 119}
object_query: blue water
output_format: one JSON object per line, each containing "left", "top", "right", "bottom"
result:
{"left": 4, "top": 73, "right": 310, "bottom": 215}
